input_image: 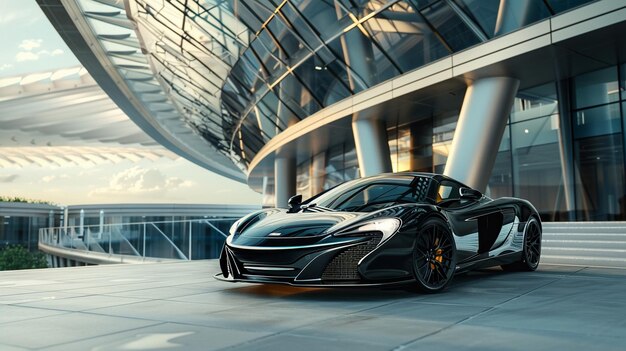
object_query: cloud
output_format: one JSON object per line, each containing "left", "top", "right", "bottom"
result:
{"left": 89, "top": 167, "right": 193, "bottom": 197}
{"left": 18, "top": 39, "right": 42, "bottom": 51}
{"left": 0, "top": 13, "right": 18, "bottom": 24}
{"left": 41, "top": 174, "right": 69, "bottom": 183}
{"left": 42, "top": 175, "right": 56, "bottom": 183}
{"left": 15, "top": 48, "right": 64, "bottom": 62}
{"left": 0, "top": 64, "right": 12, "bottom": 71}
{"left": 38, "top": 49, "right": 64, "bottom": 56}
{"left": 15, "top": 51, "right": 38, "bottom": 62}
{"left": 0, "top": 174, "right": 19, "bottom": 183}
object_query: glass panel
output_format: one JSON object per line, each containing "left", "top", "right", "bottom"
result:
{"left": 432, "top": 113, "right": 457, "bottom": 173}
{"left": 297, "top": 158, "right": 312, "bottom": 199}
{"left": 280, "top": 2, "right": 325, "bottom": 50}
{"left": 573, "top": 67, "right": 619, "bottom": 109}
{"left": 573, "top": 103, "right": 622, "bottom": 138}
{"left": 271, "top": 73, "right": 309, "bottom": 122}
{"left": 235, "top": 1, "right": 265, "bottom": 33}
{"left": 487, "top": 126, "right": 513, "bottom": 199}
{"left": 326, "top": 144, "right": 344, "bottom": 176}
{"left": 363, "top": 1, "right": 450, "bottom": 73}
{"left": 574, "top": 133, "right": 626, "bottom": 220}
{"left": 511, "top": 116, "right": 565, "bottom": 221}
{"left": 289, "top": 0, "right": 354, "bottom": 41}
{"left": 293, "top": 54, "right": 350, "bottom": 109}
{"left": 326, "top": 26, "right": 398, "bottom": 89}
{"left": 452, "top": 0, "right": 500, "bottom": 38}
{"left": 621, "top": 63, "right": 626, "bottom": 101}
{"left": 419, "top": 1, "right": 481, "bottom": 51}
{"left": 511, "top": 83, "right": 558, "bottom": 123}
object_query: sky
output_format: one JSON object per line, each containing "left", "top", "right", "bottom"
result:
{"left": 0, "top": 158, "right": 260, "bottom": 205}
{"left": 0, "top": 0, "right": 80, "bottom": 77}
{"left": 0, "top": 0, "right": 261, "bottom": 205}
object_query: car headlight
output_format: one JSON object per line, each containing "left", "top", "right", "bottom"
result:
{"left": 333, "top": 218, "right": 401, "bottom": 243}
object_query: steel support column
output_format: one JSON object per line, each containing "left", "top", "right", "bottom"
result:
{"left": 274, "top": 154, "right": 296, "bottom": 208}
{"left": 444, "top": 77, "right": 519, "bottom": 192}
{"left": 353, "top": 113, "right": 392, "bottom": 177}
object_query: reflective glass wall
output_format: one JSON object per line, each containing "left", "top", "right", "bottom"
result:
{"left": 295, "top": 63, "right": 626, "bottom": 222}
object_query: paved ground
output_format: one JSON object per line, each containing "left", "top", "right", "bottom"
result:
{"left": 1, "top": 261, "right": 625, "bottom": 351}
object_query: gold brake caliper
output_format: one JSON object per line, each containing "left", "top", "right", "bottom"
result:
{"left": 430, "top": 237, "right": 443, "bottom": 270}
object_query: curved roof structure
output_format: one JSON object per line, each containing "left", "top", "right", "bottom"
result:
{"left": 0, "top": 66, "right": 177, "bottom": 167}
{"left": 38, "top": 0, "right": 247, "bottom": 181}
{"left": 38, "top": 0, "right": 596, "bottom": 183}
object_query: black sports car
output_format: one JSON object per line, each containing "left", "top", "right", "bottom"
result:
{"left": 216, "top": 172, "right": 542, "bottom": 292}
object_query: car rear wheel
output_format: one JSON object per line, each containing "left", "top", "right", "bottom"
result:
{"left": 412, "top": 217, "right": 457, "bottom": 293}
{"left": 502, "top": 217, "right": 542, "bottom": 272}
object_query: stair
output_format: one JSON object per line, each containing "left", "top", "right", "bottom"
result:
{"left": 541, "top": 222, "right": 626, "bottom": 268}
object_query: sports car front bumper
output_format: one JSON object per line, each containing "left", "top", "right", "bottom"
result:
{"left": 217, "top": 234, "right": 405, "bottom": 286}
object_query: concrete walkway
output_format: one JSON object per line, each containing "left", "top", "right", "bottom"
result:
{"left": 1, "top": 261, "right": 625, "bottom": 350}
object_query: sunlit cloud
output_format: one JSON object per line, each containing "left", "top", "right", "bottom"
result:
{"left": 15, "top": 48, "right": 65, "bottom": 62}
{"left": 15, "top": 51, "right": 38, "bottom": 62}
{"left": 41, "top": 174, "right": 68, "bottom": 183}
{"left": 89, "top": 166, "right": 193, "bottom": 197}
{"left": 18, "top": 39, "right": 43, "bottom": 51}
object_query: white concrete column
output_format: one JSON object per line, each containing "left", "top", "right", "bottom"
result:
{"left": 444, "top": 77, "right": 519, "bottom": 192}
{"left": 353, "top": 116, "right": 392, "bottom": 177}
{"left": 274, "top": 155, "right": 296, "bottom": 208}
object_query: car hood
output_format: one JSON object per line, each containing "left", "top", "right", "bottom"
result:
{"left": 238, "top": 210, "right": 363, "bottom": 238}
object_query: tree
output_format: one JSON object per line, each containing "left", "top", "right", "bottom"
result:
{"left": 0, "top": 246, "right": 48, "bottom": 271}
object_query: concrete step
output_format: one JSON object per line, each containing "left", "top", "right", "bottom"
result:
{"left": 542, "top": 239, "right": 626, "bottom": 250}
{"left": 541, "top": 255, "right": 626, "bottom": 269}
{"left": 543, "top": 223, "right": 626, "bottom": 234}
{"left": 542, "top": 233, "right": 626, "bottom": 241}
{"left": 539, "top": 222, "right": 626, "bottom": 268}
{"left": 542, "top": 247, "right": 626, "bottom": 259}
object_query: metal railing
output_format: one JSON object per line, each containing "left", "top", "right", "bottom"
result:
{"left": 39, "top": 218, "right": 235, "bottom": 262}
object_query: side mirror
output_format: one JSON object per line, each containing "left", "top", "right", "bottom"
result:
{"left": 287, "top": 194, "right": 302, "bottom": 213}
{"left": 459, "top": 187, "right": 482, "bottom": 200}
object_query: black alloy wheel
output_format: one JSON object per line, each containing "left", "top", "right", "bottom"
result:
{"left": 412, "top": 217, "right": 457, "bottom": 293}
{"left": 502, "top": 217, "right": 542, "bottom": 271}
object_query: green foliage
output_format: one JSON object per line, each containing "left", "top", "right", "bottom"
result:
{"left": 0, "top": 245, "right": 49, "bottom": 271}
{"left": 0, "top": 196, "right": 55, "bottom": 205}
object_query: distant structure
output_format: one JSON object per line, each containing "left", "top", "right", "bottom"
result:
{"left": 0, "top": 202, "right": 258, "bottom": 266}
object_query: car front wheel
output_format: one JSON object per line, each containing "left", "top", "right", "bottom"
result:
{"left": 412, "top": 217, "right": 457, "bottom": 293}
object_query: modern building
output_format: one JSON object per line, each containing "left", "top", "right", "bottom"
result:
{"left": 38, "top": 0, "right": 626, "bottom": 223}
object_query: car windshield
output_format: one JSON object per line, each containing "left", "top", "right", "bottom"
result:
{"left": 308, "top": 176, "right": 431, "bottom": 212}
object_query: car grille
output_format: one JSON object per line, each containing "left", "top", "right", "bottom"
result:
{"left": 321, "top": 237, "right": 381, "bottom": 281}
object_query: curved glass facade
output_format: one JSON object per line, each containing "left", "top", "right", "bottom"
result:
{"left": 126, "top": 0, "right": 594, "bottom": 169}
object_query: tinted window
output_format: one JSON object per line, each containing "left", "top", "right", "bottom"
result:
{"left": 334, "top": 184, "right": 418, "bottom": 212}
{"left": 311, "top": 176, "right": 428, "bottom": 212}
{"left": 437, "top": 180, "right": 460, "bottom": 202}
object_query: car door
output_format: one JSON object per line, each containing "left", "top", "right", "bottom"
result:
{"left": 436, "top": 180, "right": 509, "bottom": 261}
{"left": 435, "top": 180, "right": 482, "bottom": 262}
